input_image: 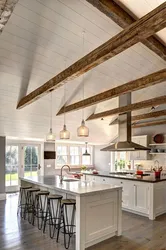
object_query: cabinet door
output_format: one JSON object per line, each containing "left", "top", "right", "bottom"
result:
{"left": 119, "top": 180, "right": 133, "bottom": 209}
{"left": 133, "top": 183, "right": 149, "bottom": 214}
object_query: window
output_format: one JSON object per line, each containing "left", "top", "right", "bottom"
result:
{"left": 5, "top": 145, "right": 19, "bottom": 186}
{"left": 82, "top": 146, "right": 91, "bottom": 165}
{"left": 70, "top": 146, "right": 80, "bottom": 165}
{"left": 56, "top": 144, "right": 93, "bottom": 167}
{"left": 56, "top": 146, "right": 68, "bottom": 166}
{"left": 111, "top": 151, "right": 130, "bottom": 172}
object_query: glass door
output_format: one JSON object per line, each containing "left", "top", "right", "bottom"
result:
{"left": 5, "top": 145, "right": 19, "bottom": 192}
{"left": 23, "top": 145, "right": 41, "bottom": 178}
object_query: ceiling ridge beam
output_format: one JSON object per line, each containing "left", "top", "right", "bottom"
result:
{"left": 86, "top": 0, "right": 166, "bottom": 60}
{"left": 132, "top": 119, "right": 166, "bottom": 128}
{"left": 57, "top": 68, "right": 166, "bottom": 115}
{"left": 16, "top": 2, "right": 166, "bottom": 109}
{"left": 86, "top": 95, "right": 166, "bottom": 121}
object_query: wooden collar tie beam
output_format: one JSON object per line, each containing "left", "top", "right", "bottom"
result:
{"left": 57, "top": 69, "right": 166, "bottom": 115}
{"left": 86, "top": 95, "right": 166, "bottom": 121}
{"left": 16, "top": 3, "right": 166, "bottom": 109}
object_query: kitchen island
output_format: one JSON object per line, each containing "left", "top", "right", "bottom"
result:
{"left": 82, "top": 172, "right": 166, "bottom": 220}
{"left": 20, "top": 176, "right": 122, "bottom": 250}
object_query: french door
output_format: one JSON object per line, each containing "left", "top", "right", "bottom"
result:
{"left": 5, "top": 145, "right": 19, "bottom": 192}
{"left": 22, "top": 145, "right": 41, "bottom": 178}
{"left": 5, "top": 144, "right": 41, "bottom": 193}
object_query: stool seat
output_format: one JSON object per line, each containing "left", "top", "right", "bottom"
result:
{"left": 48, "top": 194, "right": 63, "bottom": 200}
{"left": 20, "top": 186, "right": 32, "bottom": 190}
{"left": 28, "top": 188, "right": 40, "bottom": 192}
{"left": 61, "top": 199, "right": 76, "bottom": 205}
{"left": 36, "top": 191, "right": 50, "bottom": 196}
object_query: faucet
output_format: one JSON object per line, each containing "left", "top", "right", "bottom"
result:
{"left": 60, "top": 165, "right": 70, "bottom": 184}
{"left": 154, "top": 160, "right": 159, "bottom": 170}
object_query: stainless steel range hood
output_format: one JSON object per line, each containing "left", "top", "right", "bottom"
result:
{"left": 101, "top": 93, "right": 150, "bottom": 152}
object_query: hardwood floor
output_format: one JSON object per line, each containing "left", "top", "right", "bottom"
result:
{"left": 1, "top": 194, "right": 166, "bottom": 250}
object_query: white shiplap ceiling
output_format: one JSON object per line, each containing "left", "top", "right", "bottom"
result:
{"left": 0, "top": 0, "right": 166, "bottom": 144}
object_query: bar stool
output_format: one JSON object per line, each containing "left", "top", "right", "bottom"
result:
{"left": 17, "top": 186, "right": 32, "bottom": 218}
{"left": 32, "top": 190, "right": 50, "bottom": 230}
{"left": 43, "top": 194, "right": 63, "bottom": 239}
{"left": 56, "top": 199, "right": 76, "bottom": 249}
{"left": 24, "top": 188, "right": 40, "bottom": 223}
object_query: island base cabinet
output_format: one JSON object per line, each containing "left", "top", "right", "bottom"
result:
{"left": 133, "top": 183, "right": 150, "bottom": 214}
{"left": 83, "top": 174, "right": 166, "bottom": 220}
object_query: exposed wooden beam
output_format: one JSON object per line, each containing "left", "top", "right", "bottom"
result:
{"left": 86, "top": 95, "right": 166, "bottom": 121}
{"left": 57, "top": 69, "right": 166, "bottom": 115}
{"left": 0, "top": 0, "right": 19, "bottom": 33}
{"left": 109, "top": 109, "right": 166, "bottom": 125}
{"left": 17, "top": 3, "right": 166, "bottom": 109}
{"left": 87, "top": 0, "right": 166, "bottom": 60}
{"left": 132, "top": 119, "right": 166, "bottom": 128}
{"left": 132, "top": 110, "right": 166, "bottom": 121}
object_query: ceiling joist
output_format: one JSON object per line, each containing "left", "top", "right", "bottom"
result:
{"left": 16, "top": 3, "right": 166, "bottom": 109}
{"left": 87, "top": 0, "right": 166, "bottom": 61}
{"left": 132, "top": 119, "right": 166, "bottom": 128}
{"left": 86, "top": 95, "right": 166, "bottom": 121}
{"left": 57, "top": 69, "right": 166, "bottom": 116}
{"left": 109, "top": 109, "right": 166, "bottom": 125}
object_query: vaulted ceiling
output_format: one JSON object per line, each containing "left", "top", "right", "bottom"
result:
{"left": 0, "top": 0, "right": 165, "bottom": 144}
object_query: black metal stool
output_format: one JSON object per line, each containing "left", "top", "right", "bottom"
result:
{"left": 43, "top": 194, "right": 63, "bottom": 239}
{"left": 32, "top": 190, "right": 50, "bottom": 230}
{"left": 17, "top": 186, "right": 32, "bottom": 218}
{"left": 24, "top": 188, "right": 40, "bottom": 223}
{"left": 56, "top": 199, "right": 76, "bottom": 249}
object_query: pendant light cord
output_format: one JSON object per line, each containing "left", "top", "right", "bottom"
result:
{"left": 82, "top": 30, "right": 85, "bottom": 121}
{"left": 50, "top": 92, "right": 53, "bottom": 130}
{"left": 64, "top": 59, "right": 67, "bottom": 125}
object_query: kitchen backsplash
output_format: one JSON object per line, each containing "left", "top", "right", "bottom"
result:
{"left": 134, "top": 155, "right": 166, "bottom": 170}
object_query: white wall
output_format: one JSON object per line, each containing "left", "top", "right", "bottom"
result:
{"left": 44, "top": 142, "right": 56, "bottom": 175}
{"left": 0, "top": 137, "right": 5, "bottom": 196}
{"left": 94, "top": 145, "right": 111, "bottom": 172}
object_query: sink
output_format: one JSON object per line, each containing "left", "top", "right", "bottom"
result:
{"left": 63, "top": 178, "right": 79, "bottom": 182}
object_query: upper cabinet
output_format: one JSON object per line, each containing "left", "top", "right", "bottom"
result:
{"left": 130, "top": 135, "right": 150, "bottom": 160}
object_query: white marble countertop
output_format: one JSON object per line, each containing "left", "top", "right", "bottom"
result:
{"left": 20, "top": 176, "right": 122, "bottom": 196}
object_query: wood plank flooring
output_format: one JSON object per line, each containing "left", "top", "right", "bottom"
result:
{"left": 1, "top": 194, "right": 166, "bottom": 250}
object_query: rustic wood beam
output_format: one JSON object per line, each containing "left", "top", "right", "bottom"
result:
{"left": 132, "top": 119, "right": 166, "bottom": 128}
{"left": 86, "top": 95, "right": 166, "bottom": 121}
{"left": 57, "top": 69, "right": 166, "bottom": 115}
{"left": 132, "top": 110, "right": 166, "bottom": 121}
{"left": 0, "top": 0, "right": 19, "bottom": 33}
{"left": 87, "top": 0, "right": 166, "bottom": 60}
{"left": 17, "top": 3, "right": 166, "bottom": 109}
{"left": 109, "top": 109, "right": 166, "bottom": 125}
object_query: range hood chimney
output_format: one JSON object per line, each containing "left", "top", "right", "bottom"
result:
{"left": 101, "top": 93, "right": 150, "bottom": 152}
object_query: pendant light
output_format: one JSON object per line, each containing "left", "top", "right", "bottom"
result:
{"left": 83, "top": 142, "right": 90, "bottom": 156}
{"left": 77, "top": 30, "right": 89, "bottom": 137}
{"left": 46, "top": 92, "right": 55, "bottom": 142}
{"left": 60, "top": 59, "right": 70, "bottom": 139}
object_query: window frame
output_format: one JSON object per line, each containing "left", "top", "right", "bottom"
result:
{"left": 55, "top": 143, "right": 93, "bottom": 168}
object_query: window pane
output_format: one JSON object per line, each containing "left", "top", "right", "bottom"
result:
{"left": 32, "top": 147, "right": 38, "bottom": 164}
{"left": 70, "top": 156, "right": 79, "bottom": 165}
{"left": 82, "top": 156, "right": 91, "bottom": 165}
{"left": 24, "top": 146, "right": 32, "bottom": 165}
{"left": 57, "top": 155, "right": 67, "bottom": 165}
{"left": 57, "top": 146, "right": 67, "bottom": 155}
{"left": 70, "top": 147, "right": 79, "bottom": 155}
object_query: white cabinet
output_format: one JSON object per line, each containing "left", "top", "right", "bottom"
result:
{"left": 133, "top": 182, "right": 150, "bottom": 214}
{"left": 130, "top": 135, "right": 150, "bottom": 160}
